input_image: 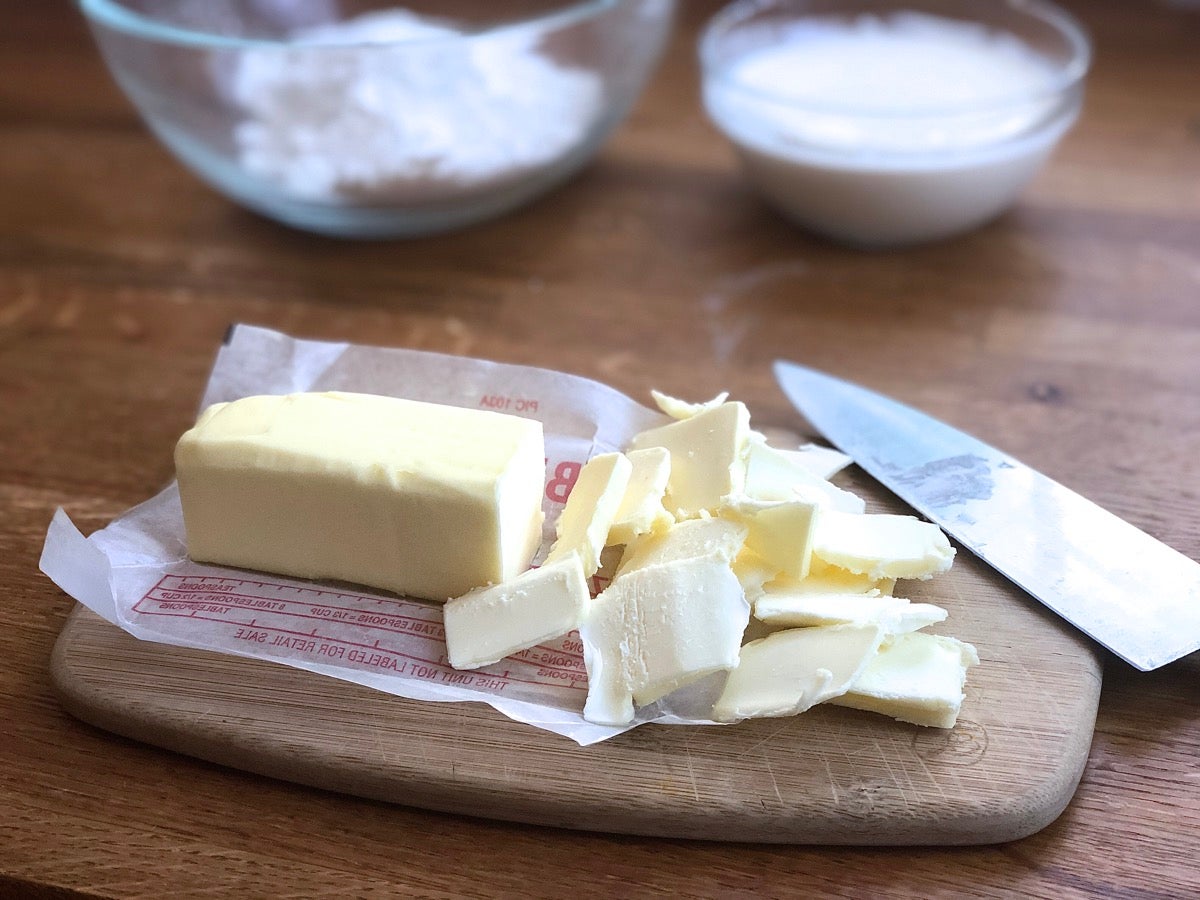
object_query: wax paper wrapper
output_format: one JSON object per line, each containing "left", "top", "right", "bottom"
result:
{"left": 40, "top": 324, "right": 738, "bottom": 745}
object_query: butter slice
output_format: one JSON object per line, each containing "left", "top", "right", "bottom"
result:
{"left": 607, "top": 447, "right": 673, "bottom": 546}
{"left": 443, "top": 552, "right": 589, "bottom": 670}
{"left": 175, "top": 392, "right": 545, "bottom": 601}
{"left": 754, "top": 591, "right": 947, "bottom": 633}
{"left": 793, "top": 443, "right": 855, "bottom": 480}
{"left": 770, "top": 561, "right": 894, "bottom": 597}
{"left": 743, "top": 439, "right": 865, "bottom": 513}
{"left": 832, "top": 632, "right": 980, "bottom": 728}
{"left": 629, "top": 401, "right": 751, "bottom": 517}
{"left": 650, "top": 390, "right": 729, "bottom": 420}
{"left": 712, "top": 624, "right": 884, "bottom": 722}
{"left": 723, "top": 495, "right": 819, "bottom": 582}
{"left": 545, "top": 452, "right": 631, "bottom": 576}
{"left": 581, "top": 556, "right": 750, "bottom": 725}
{"left": 731, "top": 548, "right": 779, "bottom": 602}
{"left": 754, "top": 562, "right": 937, "bottom": 630}
{"left": 616, "top": 516, "right": 747, "bottom": 576}
{"left": 813, "top": 511, "right": 955, "bottom": 580}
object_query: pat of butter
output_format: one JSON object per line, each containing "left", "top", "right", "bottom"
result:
{"left": 793, "top": 443, "right": 855, "bottom": 480}
{"left": 607, "top": 447, "right": 673, "bottom": 546}
{"left": 581, "top": 556, "right": 750, "bottom": 725}
{"left": 629, "top": 400, "right": 751, "bottom": 517}
{"left": 545, "top": 452, "right": 632, "bottom": 576}
{"left": 616, "top": 516, "right": 747, "bottom": 576}
{"left": 771, "top": 560, "right": 895, "bottom": 597}
{"left": 832, "top": 632, "right": 980, "bottom": 728}
{"left": 731, "top": 547, "right": 778, "bottom": 602}
{"left": 743, "top": 439, "right": 865, "bottom": 513}
{"left": 175, "top": 391, "right": 545, "bottom": 601}
{"left": 722, "top": 494, "right": 819, "bottom": 581}
{"left": 712, "top": 624, "right": 884, "bottom": 722}
{"left": 754, "top": 591, "right": 947, "bottom": 633}
{"left": 442, "top": 552, "right": 590, "bottom": 670}
{"left": 813, "top": 510, "right": 955, "bottom": 580}
{"left": 650, "top": 390, "right": 729, "bottom": 420}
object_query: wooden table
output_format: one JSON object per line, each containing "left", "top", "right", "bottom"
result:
{"left": 4, "top": 2, "right": 1198, "bottom": 896}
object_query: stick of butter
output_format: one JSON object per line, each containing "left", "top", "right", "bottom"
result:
{"left": 175, "top": 391, "right": 546, "bottom": 601}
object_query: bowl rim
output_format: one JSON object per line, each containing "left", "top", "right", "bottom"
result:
{"left": 77, "top": 0, "right": 624, "bottom": 49}
{"left": 698, "top": 0, "right": 1093, "bottom": 119}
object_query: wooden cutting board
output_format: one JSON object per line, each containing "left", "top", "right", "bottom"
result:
{"left": 49, "top": 470, "right": 1103, "bottom": 846}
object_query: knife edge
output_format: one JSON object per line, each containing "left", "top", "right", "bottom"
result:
{"left": 773, "top": 359, "right": 1200, "bottom": 671}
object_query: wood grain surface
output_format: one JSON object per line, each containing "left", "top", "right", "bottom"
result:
{"left": 3, "top": 1, "right": 1200, "bottom": 897}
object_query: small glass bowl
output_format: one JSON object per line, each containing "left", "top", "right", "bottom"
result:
{"left": 699, "top": 0, "right": 1091, "bottom": 247}
{"left": 79, "top": 0, "right": 676, "bottom": 238}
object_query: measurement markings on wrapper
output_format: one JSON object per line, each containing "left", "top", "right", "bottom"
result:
{"left": 133, "top": 573, "right": 588, "bottom": 691}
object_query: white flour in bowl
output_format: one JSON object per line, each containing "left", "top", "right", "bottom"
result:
{"left": 228, "top": 9, "right": 604, "bottom": 203}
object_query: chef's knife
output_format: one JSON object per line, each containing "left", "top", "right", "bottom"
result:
{"left": 774, "top": 360, "right": 1200, "bottom": 671}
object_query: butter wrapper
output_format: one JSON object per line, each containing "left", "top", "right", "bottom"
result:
{"left": 39, "top": 324, "right": 732, "bottom": 745}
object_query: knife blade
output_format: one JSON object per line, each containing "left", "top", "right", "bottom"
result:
{"left": 773, "top": 360, "right": 1200, "bottom": 671}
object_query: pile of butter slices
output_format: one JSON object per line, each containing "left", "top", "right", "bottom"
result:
{"left": 443, "top": 392, "right": 979, "bottom": 730}
{"left": 174, "top": 388, "right": 977, "bottom": 731}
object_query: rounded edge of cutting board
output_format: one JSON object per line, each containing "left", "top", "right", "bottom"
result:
{"left": 50, "top": 603, "right": 1102, "bottom": 845}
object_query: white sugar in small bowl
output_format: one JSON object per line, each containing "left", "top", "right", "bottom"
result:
{"left": 79, "top": 0, "right": 675, "bottom": 237}
{"left": 699, "top": 0, "right": 1091, "bottom": 247}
